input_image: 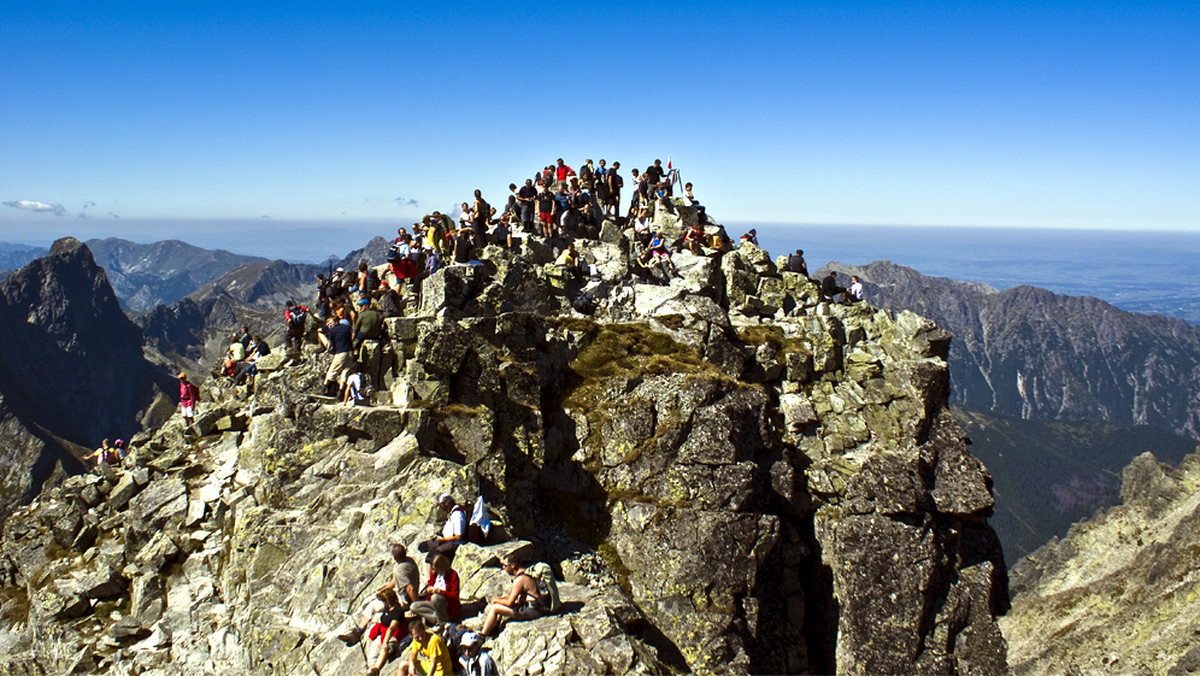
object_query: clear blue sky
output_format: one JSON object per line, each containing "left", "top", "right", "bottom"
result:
{"left": 2, "top": 1, "right": 1198, "bottom": 250}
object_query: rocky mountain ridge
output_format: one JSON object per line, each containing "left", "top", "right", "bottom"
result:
{"left": 83, "top": 238, "right": 268, "bottom": 312}
{"left": 823, "top": 259, "right": 1200, "bottom": 441}
{"left": 1000, "top": 444, "right": 1200, "bottom": 674}
{"left": 0, "top": 238, "right": 175, "bottom": 523}
{"left": 0, "top": 200, "right": 1008, "bottom": 675}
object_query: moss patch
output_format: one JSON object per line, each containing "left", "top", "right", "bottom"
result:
{"left": 735, "top": 325, "right": 809, "bottom": 355}
{"left": 568, "top": 322, "right": 705, "bottom": 380}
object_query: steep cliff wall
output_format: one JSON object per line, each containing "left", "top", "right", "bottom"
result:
{"left": 0, "top": 212, "right": 1008, "bottom": 674}
{"left": 1001, "top": 448, "right": 1200, "bottom": 674}
{"left": 0, "top": 239, "right": 174, "bottom": 521}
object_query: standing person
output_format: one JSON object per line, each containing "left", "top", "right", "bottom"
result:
{"left": 353, "top": 296, "right": 385, "bottom": 394}
{"left": 178, "top": 372, "right": 199, "bottom": 429}
{"left": 322, "top": 312, "right": 354, "bottom": 398}
{"left": 606, "top": 161, "right": 623, "bottom": 218}
{"left": 578, "top": 159, "right": 595, "bottom": 190}
{"left": 284, "top": 300, "right": 308, "bottom": 352}
{"left": 516, "top": 179, "right": 537, "bottom": 228}
{"left": 536, "top": 187, "right": 556, "bottom": 238}
{"left": 472, "top": 190, "right": 490, "bottom": 248}
{"left": 554, "top": 158, "right": 574, "bottom": 184}
{"left": 396, "top": 618, "right": 453, "bottom": 676}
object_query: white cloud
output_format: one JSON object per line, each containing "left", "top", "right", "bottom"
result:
{"left": 395, "top": 196, "right": 419, "bottom": 208}
{"left": 4, "top": 200, "right": 67, "bottom": 216}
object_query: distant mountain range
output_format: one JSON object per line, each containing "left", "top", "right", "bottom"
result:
{"left": 84, "top": 238, "right": 269, "bottom": 311}
{"left": 821, "top": 260, "right": 1200, "bottom": 441}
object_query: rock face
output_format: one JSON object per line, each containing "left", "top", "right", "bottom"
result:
{"left": 0, "top": 207, "right": 1008, "bottom": 674}
{"left": 821, "top": 260, "right": 1200, "bottom": 441}
{"left": 1001, "top": 448, "right": 1200, "bottom": 674}
{"left": 0, "top": 238, "right": 174, "bottom": 521}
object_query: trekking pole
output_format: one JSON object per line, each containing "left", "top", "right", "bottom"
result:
{"left": 359, "top": 637, "right": 369, "bottom": 666}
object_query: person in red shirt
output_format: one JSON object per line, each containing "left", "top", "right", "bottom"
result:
{"left": 554, "top": 158, "right": 574, "bottom": 183}
{"left": 178, "top": 372, "right": 199, "bottom": 428}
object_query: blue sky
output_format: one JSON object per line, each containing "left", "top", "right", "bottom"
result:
{"left": 2, "top": 1, "right": 1198, "bottom": 253}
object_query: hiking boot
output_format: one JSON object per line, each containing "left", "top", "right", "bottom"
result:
{"left": 337, "top": 626, "right": 363, "bottom": 647}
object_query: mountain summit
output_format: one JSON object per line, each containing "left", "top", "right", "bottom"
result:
{"left": 0, "top": 206, "right": 1007, "bottom": 673}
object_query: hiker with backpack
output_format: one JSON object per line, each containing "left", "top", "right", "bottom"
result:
{"left": 418, "top": 493, "right": 468, "bottom": 562}
{"left": 284, "top": 300, "right": 308, "bottom": 352}
{"left": 479, "top": 553, "right": 554, "bottom": 636}
{"left": 84, "top": 439, "right": 120, "bottom": 467}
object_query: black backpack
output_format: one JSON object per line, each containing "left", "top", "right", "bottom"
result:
{"left": 289, "top": 307, "right": 307, "bottom": 327}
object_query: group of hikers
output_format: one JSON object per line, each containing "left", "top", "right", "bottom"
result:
{"left": 334, "top": 492, "right": 560, "bottom": 676}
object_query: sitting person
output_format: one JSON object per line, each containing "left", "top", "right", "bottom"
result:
{"left": 457, "top": 632, "right": 499, "bottom": 676}
{"left": 848, "top": 275, "right": 865, "bottom": 302}
{"left": 418, "top": 493, "right": 468, "bottom": 562}
{"left": 85, "top": 439, "right": 120, "bottom": 467}
{"left": 411, "top": 553, "right": 460, "bottom": 623}
{"left": 338, "top": 537, "right": 419, "bottom": 647}
{"left": 821, "top": 271, "right": 849, "bottom": 303}
{"left": 683, "top": 223, "right": 706, "bottom": 255}
{"left": 647, "top": 233, "right": 678, "bottom": 276}
{"left": 555, "top": 243, "right": 583, "bottom": 280}
{"left": 364, "top": 588, "right": 407, "bottom": 676}
{"left": 480, "top": 554, "right": 546, "bottom": 636}
{"left": 632, "top": 208, "right": 653, "bottom": 247}
{"left": 740, "top": 228, "right": 759, "bottom": 246}
{"left": 786, "top": 249, "right": 809, "bottom": 276}
{"left": 396, "top": 618, "right": 453, "bottom": 676}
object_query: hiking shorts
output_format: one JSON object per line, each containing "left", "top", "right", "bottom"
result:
{"left": 538, "top": 211, "right": 552, "bottom": 224}
{"left": 181, "top": 404, "right": 195, "bottom": 418}
{"left": 327, "top": 351, "right": 355, "bottom": 385}
{"left": 511, "top": 603, "right": 543, "bottom": 621}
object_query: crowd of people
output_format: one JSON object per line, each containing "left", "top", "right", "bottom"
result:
{"left": 334, "top": 492, "right": 556, "bottom": 676}
{"left": 125, "top": 157, "right": 876, "bottom": 673}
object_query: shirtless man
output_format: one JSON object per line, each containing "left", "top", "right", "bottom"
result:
{"left": 480, "top": 554, "right": 545, "bottom": 636}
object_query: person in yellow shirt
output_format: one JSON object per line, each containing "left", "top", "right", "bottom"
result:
{"left": 396, "top": 618, "right": 453, "bottom": 676}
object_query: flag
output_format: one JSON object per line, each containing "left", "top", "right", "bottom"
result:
{"left": 667, "top": 155, "right": 672, "bottom": 171}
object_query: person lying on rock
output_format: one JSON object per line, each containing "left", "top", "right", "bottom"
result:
{"left": 396, "top": 618, "right": 453, "bottom": 676}
{"left": 339, "top": 537, "right": 419, "bottom": 647}
{"left": 480, "top": 553, "right": 545, "bottom": 636}
{"left": 418, "top": 493, "right": 468, "bottom": 562}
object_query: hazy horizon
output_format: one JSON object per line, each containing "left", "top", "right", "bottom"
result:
{"left": 4, "top": 222, "right": 1197, "bottom": 324}
{"left": 3, "top": 4, "right": 1198, "bottom": 233}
